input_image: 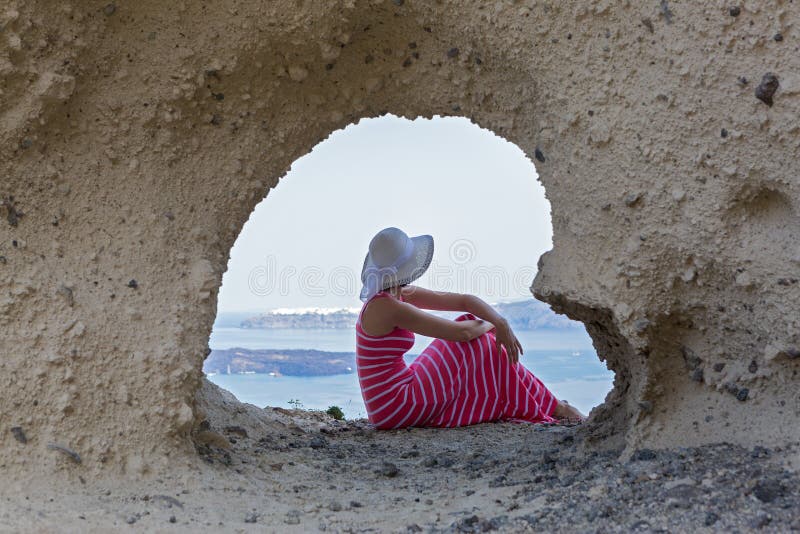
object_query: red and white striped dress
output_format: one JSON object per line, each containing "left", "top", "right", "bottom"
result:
{"left": 355, "top": 291, "right": 558, "bottom": 429}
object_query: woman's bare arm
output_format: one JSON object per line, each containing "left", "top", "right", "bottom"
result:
{"left": 401, "top": 285, "right": 505, "bottom": 325}
{"left": 400, "top": 285, "right": 523, "bottom": 363}
{"left": 364, "top": 296, "right": 492, "bottom": 342}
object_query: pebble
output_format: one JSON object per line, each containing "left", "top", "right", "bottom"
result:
{"left": 631, "top": 449, "right": 657, "bottom": 461}
{"left": 704, "top": 511, "right": 720, "bottom": 526}
{"left": 169, "top": 516, "right": 176, "bottom": 523}
{"left": 690, "top": 368, "right": 704, "bottom": 383}
{"left": 736, "top": 388, "right": 749, "bottom": 402}
{"left": 225, "top": 426, "right": 248, "bottom": 438}
{"left": 753, "top": 479, "right": 784, "bottom": 502}
{"left": 773, "top": 33, "right": 783, "bottom": 42}
{"left": 104, "top": 3, "right": 116, "bottom": 16}
{"left": 755, "top": 73, "right": 779, "bottom": 107}
{"left": 328, "top": 501, "right": 342, "bottom": 512}
{"left": 284, "top": 510, "right": 302, "bottom": 525}
{"left": 748, "top": 360, "right": 758, "bottom": 373}
{"left": 751, "top": 511, "right": 771, "bottom": 528}
{"left": 244, "top": 512, "right": 258, "bottom": 523}
{"left": 447, "top": 47, "right": 460, "bottom": 58}
{"left": 308, "top": 436, "right": 327, "bottom": 449}
{"left": 660, "top": 1, "right": 673, "bottom": 24}
{"left": 127, "top": 279, "right": 138, "bottom": 289}
{"left": 47, "top": 443, "right": 82, "bottom": 464}
{"left": 729, "top": 6, "right": 740, "bottom": 17}
{"left": 10, "top": 426, "right": 27, "bottom": 444}
{"left": 624, "top": 193, "right": 642, "bottom": 207}
{"left": 378, "top": 461, "right": 399, "bottom": 477}
{"left": 534, "top": 148, "right": 546, "bottom": 163}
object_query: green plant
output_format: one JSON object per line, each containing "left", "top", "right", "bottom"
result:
{"left": 287, "top": 398, "right": 304, "bottom": 409}
{"left": 326, "top": 405, "right": 345, "bottom": 421}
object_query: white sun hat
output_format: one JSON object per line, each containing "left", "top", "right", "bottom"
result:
{"left": 359, "top": 227, "right": 434, "bottom": 302}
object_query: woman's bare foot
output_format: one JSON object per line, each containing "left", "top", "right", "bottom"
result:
{"left": 553, "top": 400, "right": 586, "bottom": 423}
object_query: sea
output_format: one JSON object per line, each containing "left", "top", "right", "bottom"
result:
{"left": 207, "top": 325, "right": 614, "bottom": 419}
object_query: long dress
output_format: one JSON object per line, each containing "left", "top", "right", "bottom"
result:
{"left": 355, "top": 291, "right": 558, "bottom": 429}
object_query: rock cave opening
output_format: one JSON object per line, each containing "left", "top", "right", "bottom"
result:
{"left": 202, "top": 114, "right": 613, "bottom": 422}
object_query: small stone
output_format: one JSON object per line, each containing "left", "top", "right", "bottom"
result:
{"left": 729, "top": 6, "right": 740, "bottom": 16}
{"left": 126, "top": 516, "right": 137, "bottom": 525}
{"left": 169, "top": 516, "right": 176, "bottom": 523}
{"left": 10, "top": 426, "right": 27, "bottom": 444}
{"left": 127, "top": 279, "right": 138, "bottom": 289}
{"left": 751, "top": 512, "right": 771, "bottom": 529}
{"left": 392, "top": 0, "right": 404, "bottom": 5}
{"left": 660, "top": 0, "right": 673, "bottom": 24}
{"left": 308, "top": 435, "right": 327, "bottom": 449}
{"left": 284, "top": 510, "right": 301, "bottom": 525}
{"left": 633, "top": 319, "right": 650, "bottom": 334}
{"left": 682, "top": 346, "right": 701, "bottom": 370}
{"left": 755, "top": 73, "right": 779, "bottom": 107}
{"left": 736, "top": 388, "right": 749, "bottom": 401}
{"left": 690, "top": 368, "right": 704, "bottom": 383}
{"left": 47, "top": 443, "right": 82, "bottom": 463}
{"left": 632, "top": 449, "right": 657, "bottom": 461}
{"left": 704, "top": 512, "right": 720, "bottom": 526}
{"left": 624, "top": 193, "right": 642, "bottom": 207}
{"left": 641, "top": 18, "right": 654, "bottom": 33}
{"left": 104, "top": 3, "right": 116, "bottom": 16}
{"left": 773, "top": 33, "right": 783, "bottom": 42}
{"left": 224, "top": 425, "right": 248, "bottom": 438}
{"left": 378, "top": 461, "right": 399, "bottom": 477}
{"left": 446, "top": 47, "right": 459, "bottom": 58}
{"left": 784, "top": 348, "right": 800, "bottom": 359}
{"left": 534, "top": 148, "right": 546, "bottom": 163}
{"left": 748, "top": 360, "right": 758, "bottom": 373}
{"left": 244, "top": 512, "right": 258, "bottom": 523}
{"left": 350, "top": 501, "right": 362, "bottom": 508}
{"left": 637, "top": 400, "right": 653, "bottom": 414}
{"left": 713, "top": 362, "right": 725, "bottom": 372}
{"left": 724, "top": 382, "right": 739, "bottom": 396}
{"left": 753, "top": 479, "right": 784, "bottom": 503}
{"left": 721, "top": 128, "right": 728, "bottom": 138}
{"left": 328, "top": 501, "right": 342, "bottom": 512}
{"left": 406, "top": 524, "right": 423, "bottom": 533}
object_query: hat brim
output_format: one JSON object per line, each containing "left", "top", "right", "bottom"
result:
{"left": 359, "top": 234, "right": 434, "bottom": 299}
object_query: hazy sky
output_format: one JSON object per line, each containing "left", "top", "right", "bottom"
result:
{"left": 217, "top": 115, "right": 552, "bottom": 312}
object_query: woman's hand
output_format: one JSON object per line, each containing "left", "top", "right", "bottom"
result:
{"left": 492, "top": 318, "right": 523, "bottom": 364}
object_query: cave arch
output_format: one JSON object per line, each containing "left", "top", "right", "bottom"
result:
{"left": 1, "top": 1, "right": 798, "bottom": 475}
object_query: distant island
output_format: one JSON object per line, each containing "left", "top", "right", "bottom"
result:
{"left": 209, "top": 299, "right": 586, "bottom": 377}
{"left": 205, "top": 348, "right": 356, "bottom": 377}
{"left": 237, "top": 299, "right": 581, "bottom": 331}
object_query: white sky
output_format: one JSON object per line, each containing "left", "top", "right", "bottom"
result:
{"left": 217, "top": 115, "right": 552, "bottom": 312}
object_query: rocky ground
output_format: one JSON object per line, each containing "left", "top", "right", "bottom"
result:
{"left": 1, "top": 382, "right": 798, "bottom": 533}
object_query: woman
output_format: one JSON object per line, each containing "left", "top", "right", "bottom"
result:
{"left": 356, "top": 227, "right": 585, "bottom": 430}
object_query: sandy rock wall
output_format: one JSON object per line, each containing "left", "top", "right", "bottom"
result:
{"left": 1, "top": 0, "right": 798, "bottom": 475}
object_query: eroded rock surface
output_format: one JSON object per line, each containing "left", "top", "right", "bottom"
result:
{"left": 1, "top": 1, "right": 798, "bottom": 478}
